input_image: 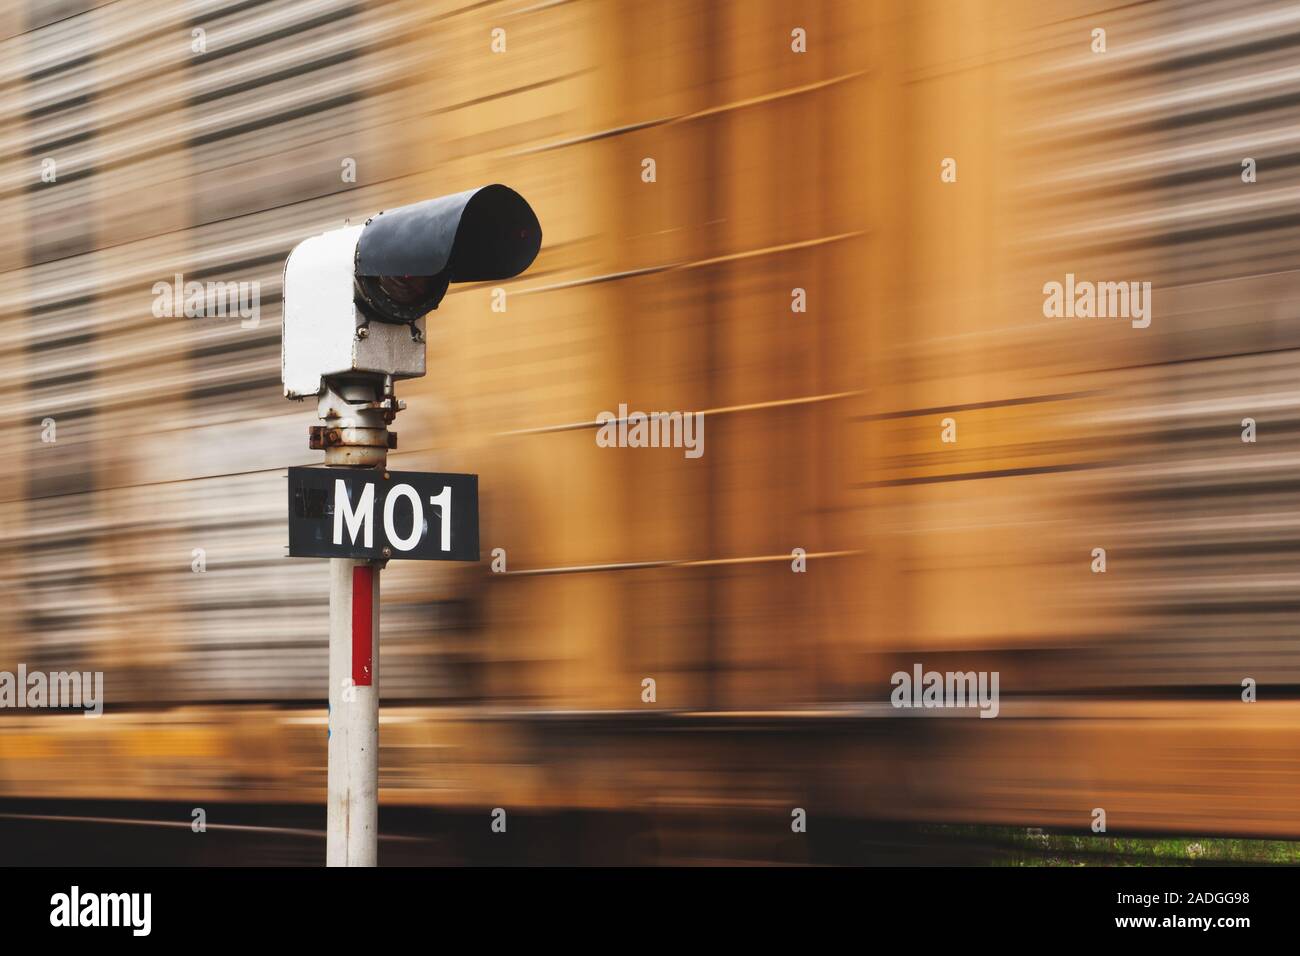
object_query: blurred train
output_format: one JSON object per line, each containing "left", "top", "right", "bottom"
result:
{"left": 2, "top": 0, "right": 1300, "bottom": 863}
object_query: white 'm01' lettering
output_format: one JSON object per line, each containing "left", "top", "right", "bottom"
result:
{"left": 429, "top": 486, "right": 452, "bottom": 551}
{"left": 383, "top": 483, "right": 423, "bottom": 551}
{"left": 333, "top": 479, "right": 374, "bottom": 547}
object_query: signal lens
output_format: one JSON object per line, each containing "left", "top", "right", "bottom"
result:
{"left": 354, "top": 272, "right": 449, "bottom": 323}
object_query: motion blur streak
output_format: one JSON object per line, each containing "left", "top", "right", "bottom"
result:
{"left": 0, "top": 0, "right": 1298, "bottom": 864}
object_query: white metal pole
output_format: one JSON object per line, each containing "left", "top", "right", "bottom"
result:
{"left": 317, "top": 377, "right": 392, "bottom": 866}
{"left": 326, "top": 556, "right": 380, "bottom": 866}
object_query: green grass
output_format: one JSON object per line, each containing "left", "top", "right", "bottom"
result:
{"left": 925, "top": 825, "right": 1300, "bottom": 866}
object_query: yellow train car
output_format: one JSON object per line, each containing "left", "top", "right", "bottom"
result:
{"left": 1, "top": 0, "right": 1299, "bottom": 860}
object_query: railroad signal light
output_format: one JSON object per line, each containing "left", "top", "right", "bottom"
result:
{"left": 281, "top": 184, "right": 542, "bottom": 399}
{"left": 279, "top": 184, "right": 541, "bottom": 867}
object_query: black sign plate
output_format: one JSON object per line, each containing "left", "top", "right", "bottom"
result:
{"left": 287, "top": 467, "right": 479, "bottom": 561}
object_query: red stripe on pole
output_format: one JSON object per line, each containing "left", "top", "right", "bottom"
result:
{"left": 352, "top": 565, "right": 373, "bottom": 686}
